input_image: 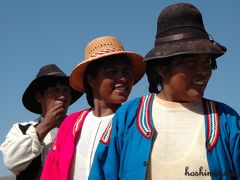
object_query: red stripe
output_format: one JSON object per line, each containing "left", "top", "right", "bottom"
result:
{"left": 136, "top": 97, "right": 145, "bottom": 136}
{"left": 208, "top": 102, "right": 220, "bottom": 150}
{"left": 145, "top": 94, "right": 153, "bottom": 138}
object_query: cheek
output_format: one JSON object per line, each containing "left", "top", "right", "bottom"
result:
{"left": 45, "top": 99, "right": 56, "bottom": 109}
{"left": 170, "top": 74, "right": 189, "bottom": 89}
{"left": 98, "top": 79, "right": 114, "bottom": 94}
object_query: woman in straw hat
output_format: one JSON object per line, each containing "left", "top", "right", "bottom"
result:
{"left": 40, "top": 36, "right": 145, "bottom": 179}
{"left": 89, "top": 3, "right": 240, "bottom": 179}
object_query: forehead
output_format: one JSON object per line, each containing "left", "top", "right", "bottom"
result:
{"left": 45, "top": 79, "right": 69, "bottom": 89}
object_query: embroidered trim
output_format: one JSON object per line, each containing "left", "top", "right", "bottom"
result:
{"left": 205, "top": 100, "right": 220, "bottom": 151}
{"left": 51, "top": 139, "right": 57, "bottom": 151}
{"left": 72, "top": 109, "right": 90, "bottom": 138}
{"left": 51, "top": 110, "right": 90, "bottom": 151}
{"left": 100, "top": 121, "right": 112, "bottom": 145}
{"left": 136, "top": 94, "right": 154, "bottom": 139}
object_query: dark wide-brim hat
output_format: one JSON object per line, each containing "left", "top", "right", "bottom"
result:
{"left": 22, "top": 64, "right": 83, "bottom": 114}
{"left": 145, "top": 3, "right": 226, "bottom": 61}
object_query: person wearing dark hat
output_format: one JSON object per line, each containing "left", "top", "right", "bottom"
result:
{"left": 0, "top": 64, "right": 82, "bottom": 180}
{"left": 40, "top": 36, "right": 145, "bottom": 180}
{"left": 89, "top": 3, "right": 240, "bottom": 179}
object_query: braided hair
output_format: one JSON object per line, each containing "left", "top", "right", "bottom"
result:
{"left": 146, "top": 58, "right": 173, "bottom": 93}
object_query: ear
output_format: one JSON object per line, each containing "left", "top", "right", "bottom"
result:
{"left": 155, "top": 66, "right": 165, "bottom": 77}
{"left": 87, "top": 75, "right": 95, "bottom": 88}
{"left": 155, "top": 66, "right": 170, "bottom": 81}
{"left": 35, "top": 92, "right": 42, "bottom": 103}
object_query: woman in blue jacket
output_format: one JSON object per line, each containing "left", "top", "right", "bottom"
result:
{"left": 89, "top": 3, "right": 240, "bottom": 180}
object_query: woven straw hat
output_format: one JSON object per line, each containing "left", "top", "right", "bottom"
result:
{"left": 70, "top": 36, "right": 145, "bottom": 92}
{"left": 145, "top": 3, "right": 226, "bottom": 61}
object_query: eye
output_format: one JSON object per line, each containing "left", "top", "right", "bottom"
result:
{"left": 122, "top": 68, "right": 132, "bottom": 76}
{"left": 105, "top": 68, "right": 117, "bottom": 75}
{"left": 204, "top": 59, "right": 212, "bottom": 68}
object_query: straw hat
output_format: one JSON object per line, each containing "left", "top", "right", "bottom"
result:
{"left": 145, "top": 3, "right": 226, "bottom": 61}
{"left": 70, "top": 36, "right": 145, "bottom": 92}
{"left": 22, "top": 64, "right": 83, "bottom": 114}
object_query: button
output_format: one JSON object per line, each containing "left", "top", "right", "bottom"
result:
{"left": 143, "top": 161, "right": 148, "bottom": 166}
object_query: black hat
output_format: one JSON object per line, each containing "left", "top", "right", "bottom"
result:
{"left": 145, "top": 3, "right": 226, "bottom": 61}
{"left": 22, "top": 64, "right": 83, "bottom": 114}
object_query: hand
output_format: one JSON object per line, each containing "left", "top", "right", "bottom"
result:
{"left": 44, "top": 100, "right": 66, "bottom": 128}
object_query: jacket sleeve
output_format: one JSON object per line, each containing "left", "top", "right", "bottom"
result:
{"left": 232, "top": 112, "right": 240, "bottom": 175}
{"left": 0, "top": 122, "right": 43, "bottom": 175}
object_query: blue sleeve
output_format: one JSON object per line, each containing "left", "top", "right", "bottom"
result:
{"left": 218, "top": 102, "right": 240, "bottom": 176}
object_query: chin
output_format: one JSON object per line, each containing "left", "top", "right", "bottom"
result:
{"left": 115, "top": 96, "right": 128, "bottom": 104}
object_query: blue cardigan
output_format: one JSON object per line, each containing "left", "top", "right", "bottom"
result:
{"left": 89, "top": 94, "right": 240, "bottom": 180}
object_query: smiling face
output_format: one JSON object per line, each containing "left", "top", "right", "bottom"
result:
{"left": 88, "top": 56, "right": 134, "bottom": 107}
{"left": 157, "top": 54, "right": 212, "bottom": 102}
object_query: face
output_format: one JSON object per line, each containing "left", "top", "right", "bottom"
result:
{"left": 36, "top": 83, "right": 72, "bottom": 116}
{"left": 89, "top": 58, "right": 134, "bottom": 106}
{"left": 158, "top": 54, "right": 212, "bottom": 102}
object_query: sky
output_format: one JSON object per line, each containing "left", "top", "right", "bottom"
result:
{"left": 0, "top": 0, "right": 239, "bottom": 176}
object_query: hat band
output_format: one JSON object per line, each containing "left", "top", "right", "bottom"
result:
{"left": 155, "top": 32, "right": 209, "bottom": 45}
{"left": 89, "top": 48, "right": 122, "bottom": 58}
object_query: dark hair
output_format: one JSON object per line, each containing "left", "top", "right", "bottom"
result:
{"left": 146, "top": 55, "right": 217, "bottom": 93}
{"left": 146, "top": 58, "right": 173, "bottom": 93}
{"left": 38, "top": 77, "right": 69, "bottom": 94}
{"left": 83, "top": 60, "right": 102, "bottom": 108}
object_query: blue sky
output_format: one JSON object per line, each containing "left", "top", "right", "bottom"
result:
{"left": 0, "top": 0, "right": 239, "bottom": 176}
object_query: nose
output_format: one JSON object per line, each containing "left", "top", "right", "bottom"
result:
{"left": 118, "top": 71, "right": 133, "bottom": 83}
{"left": 56, "top": 89, "right": 71, "bottom": 102}
{"left": 195, "top": 64, "right": 211, "bottom": 76}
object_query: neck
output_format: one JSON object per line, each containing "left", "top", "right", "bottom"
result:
{"left": 92, "top": 100, "right": 120, "bottom": 117}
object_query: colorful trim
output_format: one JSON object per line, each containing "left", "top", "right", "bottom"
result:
{"left": 51, "top": 109, "right": 90, "bottom": 151}
{"left": 72, "top": 109, "right": 90, "bottom": 138}
{"left": 100, "top": 121, "right": 112, "bottom": 145}
{"left": 136, "top": 94, "right": 154, "bottom": 139}
{"left": 205, "top": 100, "right": 220, "bottom": 151}
{"left": 51, "top": 138, "right": 57, "bottom": 151}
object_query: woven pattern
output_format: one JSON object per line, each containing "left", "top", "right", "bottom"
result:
{"left": 85, "top": 36, "right": 124, "bottom": 59}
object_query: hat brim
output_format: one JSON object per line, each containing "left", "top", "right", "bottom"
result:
{"left": 22, "top": 75, "right": 83, "bottom": 114}
{"left": 144, "top": 39, "right": 225, "bottom": 61}
{"left": 70, "top": 51, "right": 145, "bottom": 92}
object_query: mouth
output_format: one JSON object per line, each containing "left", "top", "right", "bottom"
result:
{"left": 192, "top": 79, "right": 207, "bottom": 89}
{"left": 114, "top": 84, "right": 129, "bottom": 93}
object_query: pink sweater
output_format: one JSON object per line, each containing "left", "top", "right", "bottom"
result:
{"left": 40, "top": 109, "right": 90, "bottom": 180}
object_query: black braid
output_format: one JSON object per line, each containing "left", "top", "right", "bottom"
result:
{"left": 146, "top": 60, "right": 160, "bottom": 93}
{"left": 211, "top": 59, "right": 217, "bottom": 70}
{"left": 83, "top": 76, "right": 94, "bottom": 108}
{"left": 146, "top": 58, "right": 174, "bottom": 93}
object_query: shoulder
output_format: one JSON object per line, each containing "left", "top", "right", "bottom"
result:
{"left": 207, "top": 99, "right": 239, "bottom": 117}
{"left": 59, "top": 109, "right": 91, "bottom": 133}
{"left": 115, "top": 96, "right": 142, "bottom": 117}
{"left": 116, "top": 94, "right": 154, "bottom": 115}
{"left": 113, "top": 94, "right": 154, "bottom": 127}
{"left": 62, "top": 109, "right": 90, "bottom": 125}
{"left": 205, "top": 99, "right": 240, "bottom": 131}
